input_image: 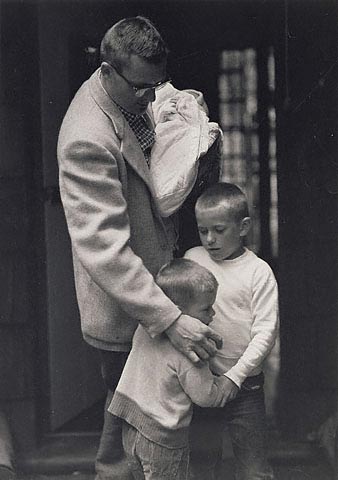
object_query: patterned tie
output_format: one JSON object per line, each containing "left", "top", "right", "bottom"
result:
{"left": 117, "top": 105, "right": 155, "bottom": 165}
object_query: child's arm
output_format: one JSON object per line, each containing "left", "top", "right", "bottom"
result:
{"left": 224, "top": 265, "right": 279, "bottom": 388}
{"left": 178, "top": 363, "right": 236, "bottom": 408}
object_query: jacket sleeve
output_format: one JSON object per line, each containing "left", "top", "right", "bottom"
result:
{"left": 58, "top": 138, "right": 181, "bottom": 336}
{"left": 178, "top": 363, "right": 225, "bottom": 407}
{"left": 225, "top": 265, "right": 279, "bottom": 387}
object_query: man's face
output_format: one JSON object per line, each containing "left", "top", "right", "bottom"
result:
{"left": 105, "top": 54, "right": 167, "bottom": 115}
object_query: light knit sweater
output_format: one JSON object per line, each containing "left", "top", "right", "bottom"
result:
{"left": 184, "top": 247, "right": 279, "bottom": 387}
{"left": 109, "top": 325, "right": 226, "bottom": 448}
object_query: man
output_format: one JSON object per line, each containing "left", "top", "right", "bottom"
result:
{"left": 57, "top": 16, "right": 222, "bottom": 479}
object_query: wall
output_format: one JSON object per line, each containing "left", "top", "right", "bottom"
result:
{"left": 0, "top": 2, "right": 43, "bottom": 452}
{"left": 275, "top": 0, "right": 338, "bottom": 436}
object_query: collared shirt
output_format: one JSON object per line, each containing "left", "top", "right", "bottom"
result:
{"left": 98, "top": 70, "right": 155, "bottom": 166}
{"left": 116, "top": 104, "right": 155, "bottom": 166}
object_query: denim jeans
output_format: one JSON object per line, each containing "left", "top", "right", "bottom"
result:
{"left": 189, "top": 373, "right": 274, "bottom": 480}
{"left": 95, "top": 350, "right": 133, "bottom": 480}
{"left": 122, "top": 422, "right": 190, "bottom": 480}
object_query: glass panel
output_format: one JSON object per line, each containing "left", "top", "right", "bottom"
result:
{"left": 218, "top": 48, "right": 278, "bottom": 256}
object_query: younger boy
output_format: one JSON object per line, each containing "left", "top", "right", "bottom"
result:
{"left": 109, "top": 258, "right": 230, "bottom": 480}
{"left": 185, "top": 182, "right": 278, "bottom": 480}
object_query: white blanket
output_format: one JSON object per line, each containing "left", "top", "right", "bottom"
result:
{"left": 150, "top": 83, "right": 221, "bottom": 217}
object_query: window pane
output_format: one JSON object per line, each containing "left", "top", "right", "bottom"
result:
{"left": 218, "top": 48, "right": 278, "bottom": 257}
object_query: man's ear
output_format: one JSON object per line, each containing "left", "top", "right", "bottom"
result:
{"left": 240, "top": 217, "right": 251, "bottom": 237}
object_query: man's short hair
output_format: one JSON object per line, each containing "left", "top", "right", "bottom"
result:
{"left": 196, "top": 182, "right": 249, "bottom": 222}
{"left": 100, "top": 16, "right": 168, "bottom": 69}
{"left": 156, "top": 258, "right": 218, "bottom": 309}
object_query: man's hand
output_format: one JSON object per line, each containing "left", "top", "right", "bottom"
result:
{"left": 165, "top": 314, "right": 222, "bottom": 365}
{"left": 216, "top": 376, "right": 239, "bottom": 407}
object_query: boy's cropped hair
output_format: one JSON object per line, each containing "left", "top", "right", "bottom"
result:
{"left": 100, "top": 16, "right": 168, "bottom": 68}
{"left": 156, "top": 258, "right": 218, "bottom": 309}
{"left": 196, "top": 182, "right": 249, "bottom": 222}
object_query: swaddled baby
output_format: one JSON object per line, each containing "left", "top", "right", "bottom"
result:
{"left": 150, "top": 83, "right": 222, "bottom": 217}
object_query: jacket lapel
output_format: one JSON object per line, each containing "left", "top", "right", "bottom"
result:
{"left": 120, "top": 131, "right": 155, "bottom": 195}
{"left": 88, "top": 69, "right": 156, "bottom": 195}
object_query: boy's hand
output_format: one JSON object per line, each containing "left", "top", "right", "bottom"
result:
{"left": 216, "top": 376, "right": 239, "bottom": 407}
{"left": 166, "top": 314, "right": 223, "bottom": 365}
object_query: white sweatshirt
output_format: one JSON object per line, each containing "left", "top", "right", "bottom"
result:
{"left": 185, "top": 247, "right": 279, "bottom": 387}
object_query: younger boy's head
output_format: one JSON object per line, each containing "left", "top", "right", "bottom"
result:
{"left": 156, "top": 258, "right": 218, "bottom": 325}
{"left": 195, "top": 182, "right": 251, "bottom": 261}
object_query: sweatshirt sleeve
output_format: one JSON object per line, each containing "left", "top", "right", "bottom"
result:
{"left": 58, "top": 139, "right": 181, "bottom": 337}
{"left": 225, "top": 264, "right": 279, "bottom": 387}
{"left": 178, "top": 363, "right": 225, "bottom": 408}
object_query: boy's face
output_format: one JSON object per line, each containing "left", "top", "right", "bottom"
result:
{"left": 196, "top": 205, "right": 250, "bottom": 261}
{"left": 185, "top": 290, "right": 217, "bottom": 325}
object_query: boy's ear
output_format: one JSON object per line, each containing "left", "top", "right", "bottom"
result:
{"left": 240, "top": 217, "right": 251, "bottom": 237}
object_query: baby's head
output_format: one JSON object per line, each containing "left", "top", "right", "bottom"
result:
{"left": 195, "top": 182, "right": 251, "bottom": 261}
{"left": 156, "top": 258, "right": 218, "bottom": 325}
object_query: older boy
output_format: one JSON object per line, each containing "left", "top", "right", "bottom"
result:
{"left": 109, "top": 258, "right": 230, "bottom": 480}
{"left": 185, "top": 182, "right": 278, "bottom": 480}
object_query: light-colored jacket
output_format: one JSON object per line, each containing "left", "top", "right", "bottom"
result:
{"left": 57, "top": 69, "right": 181, "bottom": 352}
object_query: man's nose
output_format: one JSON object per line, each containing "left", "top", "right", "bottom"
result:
{"left": 143, "top": 87, "right": 156, "bottom": 103}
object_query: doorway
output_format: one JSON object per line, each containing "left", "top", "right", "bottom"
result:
{"left": 38, "top": 3, "right": 106, "bottom": 434}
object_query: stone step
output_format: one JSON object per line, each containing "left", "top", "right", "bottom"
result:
{"left": 17, "top": 432, "right": 326, "bottom": 476}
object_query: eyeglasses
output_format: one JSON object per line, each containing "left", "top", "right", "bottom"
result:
{"left": 108, "top": 62, "right": 171, "bottom": 97}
